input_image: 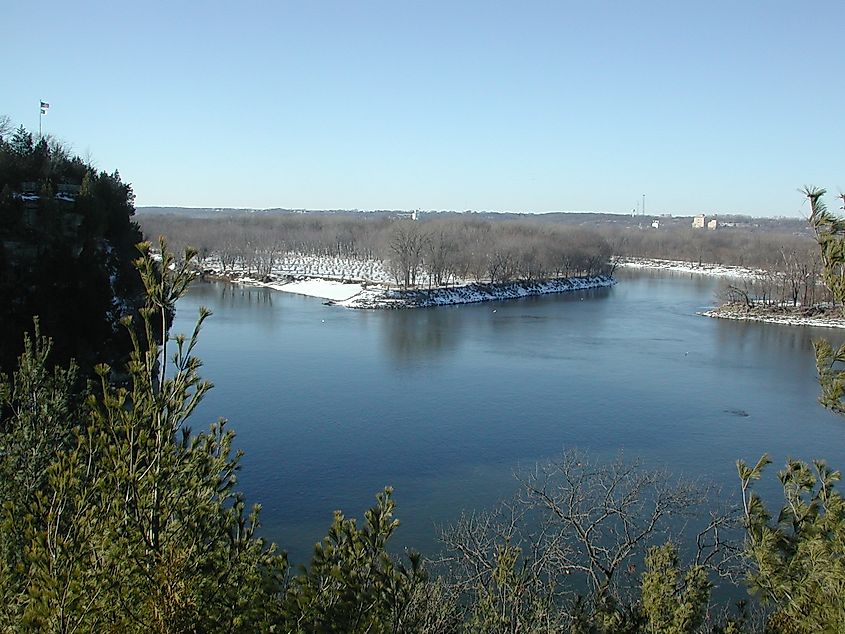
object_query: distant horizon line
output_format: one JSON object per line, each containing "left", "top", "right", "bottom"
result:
{"left": 135, "top": 205, "right": 805, "bottom": 220}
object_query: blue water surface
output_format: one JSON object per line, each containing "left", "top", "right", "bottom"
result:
{"left": 172, "top": 270, "right": 845, "bottom": 565}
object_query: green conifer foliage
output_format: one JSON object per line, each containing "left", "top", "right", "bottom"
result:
{"left": 640, "top": 544, "right": 710, "bottom": 634}
{"left": 564, "top": 543, "right": 717, "bottom": 634}
{"left": 738, "top": 456, "right": 845, "bottom": 633}
{"left": 1, "top": 243, "right": 288, "bottom": 632}
{"left": 462, "top": 541, "right": 562, "bottom": 634}
{"left": 804, "top": 188, "right": 845, "bottom": 413}
{"left": 0, "top": 120, "right": 145, "bottom": 374}
{"left": 0, "top": 323, "right": 82, "bottom": 631}
{"left": 282, "top": 487, "right": 425, "bottom": 633}
{"left": 728, "top": 190, "right": 845, "bottom": 633}
{"left": 0, "top": 234, "right": 433, "bottom": 632}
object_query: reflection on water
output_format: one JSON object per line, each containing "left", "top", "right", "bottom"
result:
{"left": 381, "top": 308, "right": 463, "bottom": 364}
{"left": 615, "top": 267, "right": 721, "bottom": 293}
{"left": 217, "top": 283, "right": 274, "bottom": 307}
{"left": 715, "top": 317, "right": 845, "bottom": 355}
{"left": 381, "top": 286, "right": 615, "bottom": 364}
{"left": 186, "top": 281, "right": 276, "bottom": 313}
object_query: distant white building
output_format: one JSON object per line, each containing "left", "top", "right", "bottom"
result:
{"left": 707, "top": 218, "right": 718, "bottom": 230}
{"left": 651, "top": 219, "right": 660, "bottom": 229}
{"left": 692, "top": 214, "right": 706, "bottom": 229}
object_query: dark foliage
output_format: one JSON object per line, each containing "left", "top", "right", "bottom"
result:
{"left": 0, "top": 122, "right": 144, "bottom": 373}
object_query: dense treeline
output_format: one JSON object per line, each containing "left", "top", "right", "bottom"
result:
{"left": 0, "top": 118, "right": 144, "bottom": 372}
{"left": 138, "top": 214, "right": 615, "bottom": 288}
{"left": 139, "top": 211, "right": 819, "bottom": 304}
{"left": 138, "top": 210, "right": 816, "bottom": 273}
{"left": 612, "top": 225, "right": 814, "bottom": 271}
{"left": 618, "top": 227, "right": 829, "bottom": 307}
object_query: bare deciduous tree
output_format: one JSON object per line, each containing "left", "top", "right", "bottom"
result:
{"left": 387, "top": 221, "right": 427, "bottom": 289}
{"left": 439, "top": 450, "right": 739, "bottom": 612}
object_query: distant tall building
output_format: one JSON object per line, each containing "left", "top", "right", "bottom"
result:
{"left": 692, "top": 214, "right": 706, "bottom": 229}
{"left": 707, "top": 218, "right": 718, "bottom": 230}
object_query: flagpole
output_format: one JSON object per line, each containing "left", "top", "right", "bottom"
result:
{"left": 38, "top": 101, "right": 49, "bottom": 138}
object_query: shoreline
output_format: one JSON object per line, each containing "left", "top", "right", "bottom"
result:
{"left": 617, "top": 257, "right": 763, "bottom": 279}
{"left": 199, "top": 255, "right": 843, "bottom": 325}
{"left": 202, "top": 271, "right": 615, "bottom": 309}
{"left": 618, "top": 258, "right": 845, "bottom": 329}
{"left": 700, "top": 304, "right": 845, "bottom": 329}
{"left": 336, "top": 276, "right": 616, "bottom": 309}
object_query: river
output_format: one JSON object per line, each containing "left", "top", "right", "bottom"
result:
{"left": 172, "top": 269, "right": 845, "bottom": 565}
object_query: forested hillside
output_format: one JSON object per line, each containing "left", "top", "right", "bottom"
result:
{"left": 138, "top": 209, "right": 816, "bottom": 289}
{"left": 139, "top": 212, "right": 617, "bottom": 288}
{"left": 0, "top": 119, "right": 144, "bottom": 372}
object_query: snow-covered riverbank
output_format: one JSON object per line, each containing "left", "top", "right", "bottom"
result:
{"left": 335, "top": 276, "right": 615, "bottom": 309}
{"left": 700, "top": 305, "right": 845, "bottom": 329}
{"left": 618, "top": 258, "right": 845, "bottom": 329}
{"left": 197, "top": 250, "right": 617, "bottom": 308}
{"left": 211, "top": 271, "right": 614, "bottom": 309}
{"left": 617, "top": 257, "right": 763, "bottom": 279}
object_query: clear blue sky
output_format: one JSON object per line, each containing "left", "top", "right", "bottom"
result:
{"left": 3, "top": 1, "right": 842, "bottom": 216}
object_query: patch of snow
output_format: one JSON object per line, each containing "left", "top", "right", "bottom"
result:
{"left": 218, "top": 270, "right": 614, "bottom": 310}
{"left": 618, "top": 257, "right": 764, "bottom": 279}
{"left": 200, "top": 252, "right": 392, "bottom": 284}
{"left": 196, "top": 250, "right": 615, "bottom": 309}
{"left": 337, "top": 276, "right": 616, "bottom": 309}
{"left": 267, "top": 278, "right": 363, "bottom": 302}
{"left": 700, "top": 309, "right": 845, "bottom": 329}
{"left": 623, "top": 258, "right": 845, "bottom": 329}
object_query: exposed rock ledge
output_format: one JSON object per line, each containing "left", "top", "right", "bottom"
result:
{"left": 334, "top": 276, "right": 616, "bottom": 309}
